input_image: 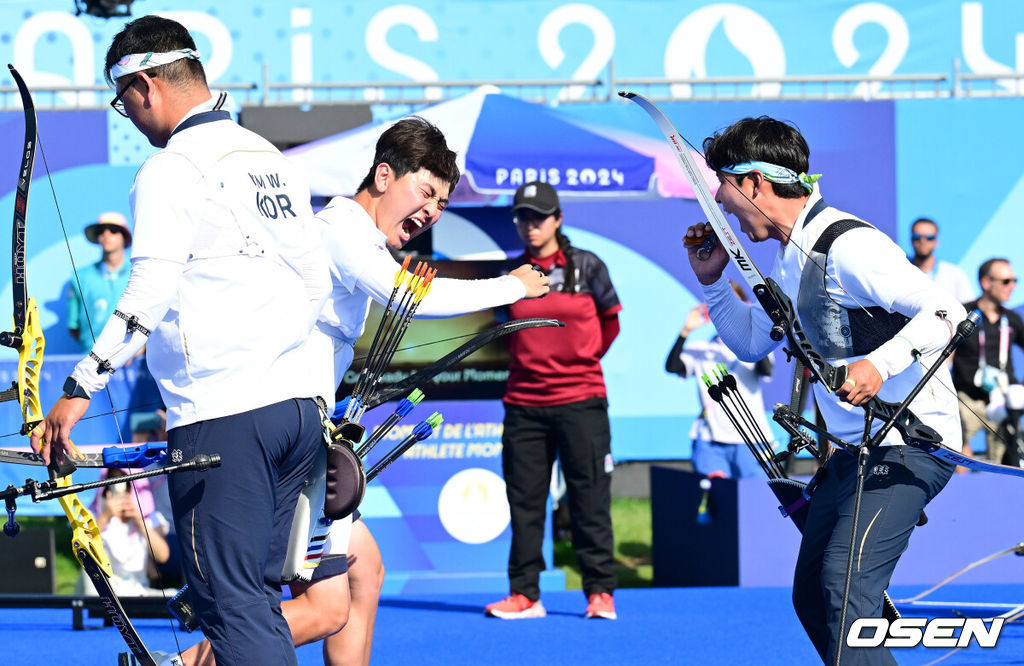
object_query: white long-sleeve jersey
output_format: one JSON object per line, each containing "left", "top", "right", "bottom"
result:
{"left": 702, "top": 188, "right": 966, "bottom": 449}
{"left": 309, "top": 196, "right": 526, "bottom": 408}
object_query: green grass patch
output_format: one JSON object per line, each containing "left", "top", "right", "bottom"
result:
{"left": 14, "top": 517, "right": 79, "bottom": 594}
{"left": 42, "top": 496, "right": 654, "bottom": 595}
{"left": 554, "top": 496, "right": 652, "bottom": 590}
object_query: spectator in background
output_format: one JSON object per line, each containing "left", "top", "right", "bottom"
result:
{"left": 129, "top": 408, "right": 184, "bottom": 588}
{"left": 80, "top": 468, "right": 174, "bottom": 597}
{"left": 66, "top": 212, "right": 132, "bottom": 352}
{"left": 908, "top": 217, "right": 974, "bottom": 303}
{"left": 69, "top": 211, "right": 166, "bottom": 449}
{"left": 952, "top": 258, "right": 1024, "bottom": 465}
{"left": 486, "top": 181, "right": 620, "bottom": 622}
{"left": 665, "top": 283, "right": 774, "bottom": 479}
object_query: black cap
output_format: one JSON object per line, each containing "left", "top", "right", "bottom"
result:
{"left": 512, "top": 181, "right": 560, "bottom": 216}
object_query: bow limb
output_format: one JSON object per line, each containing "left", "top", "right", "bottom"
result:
{"left": 0, "top": 65, "right": 108, "bottom": 568}
{"left": 618, "top": 94, "right": 843, "bottom": 391}
{"left": 0, "top": 63, "right": 108, "bottom": 561}
{"left": 363, "top": 317, "right": 564, "bottom": 410}
{"left": 0, "top": 65, "right": 45, "bottom": 434}
{"left": 3, "top": 59, "right": 114, "bottom": 577}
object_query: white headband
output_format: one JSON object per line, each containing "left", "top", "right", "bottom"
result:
{"left": 110, "top": 48, "right": 200, "bottom": 80}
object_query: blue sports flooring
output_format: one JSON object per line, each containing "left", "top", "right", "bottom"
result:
{"left": 1, "top": 584, "right": 1021, "bottom": 664}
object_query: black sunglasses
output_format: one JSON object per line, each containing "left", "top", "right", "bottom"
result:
{"left": 911, "top": 233, "right": 936, "bottom": 242}
{"left": 987, "top": 277, "right": 1018, "bottom": 286}
{"left": 109, "top": 78, "right": 136, "bottom": 117}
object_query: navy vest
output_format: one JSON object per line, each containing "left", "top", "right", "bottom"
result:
{"left": 796, "top": 217, "right": 909, "bottom": 361}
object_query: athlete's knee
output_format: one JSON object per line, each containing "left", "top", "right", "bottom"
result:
{"left": 292, "top": 574, "right": 352, "bottom": 642}
{"left": 310, "top": 583, "right": 350, "bottom": 640}
{"left": 319, "top": 600, "right": 350, "bottom": 639}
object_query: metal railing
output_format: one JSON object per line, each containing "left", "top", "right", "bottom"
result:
{"left": 261, "top": 77, "right": 605, "bottom": 106}
{"left": 1, "top": 58, "right": 1023, "bottom": 111}
{"left": 610, "top": 73, "right": 950, "bottom": 102}
{"left": 953, "top": 58, "right": 1024, "bottom": 97}
{"left": 259, "top": 61, "right": 604, "bottom": 107}
{"left": 0, "top": 81, "right": 258, "bottom": 111}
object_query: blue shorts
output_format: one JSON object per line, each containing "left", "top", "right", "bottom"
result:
{"left": 691, "top": 440, "right": 764, "bottom": 479}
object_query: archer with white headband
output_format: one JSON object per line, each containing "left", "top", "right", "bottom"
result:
{"left": 718, "top": 160, "right": 821, "bottom": 193}
{"left": 680, "top": 115, "right": 967, "bottom": 664}
{"left": 109, "top": 48, "right": 201, "bottom": 80}
{"left": 34, "top": 15, "right": 331, "bottom": 666}
{"left": 103, "top": 39, "right": 211, "bottom": 148}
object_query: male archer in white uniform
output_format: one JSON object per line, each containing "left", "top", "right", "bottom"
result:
{"left": 684, "top": 116, "right": 964, "bottom": 665}
{"left": 180, "top": 117, "right": 548, "bottom": 666}
{"left": 34, "top": 15, "right": 330, "bottom": 666}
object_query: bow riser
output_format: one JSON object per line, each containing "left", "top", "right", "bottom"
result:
{"left": 753, "top": 278, "right": 845, "bottom": 389}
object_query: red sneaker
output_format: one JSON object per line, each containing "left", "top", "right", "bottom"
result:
{"left": 484, "top": 593, "right": 546, "bottom": 619}
{"left": 585, "top": 592, "right": 617, "bottom": 619}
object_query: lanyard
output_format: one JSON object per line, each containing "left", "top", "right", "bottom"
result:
{"left": 977, "top": 314, "right": 1010, "bottom": 372}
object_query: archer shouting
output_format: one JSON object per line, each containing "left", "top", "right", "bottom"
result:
{"left": 683, "top": 116, "right": 965, "bottom": 665}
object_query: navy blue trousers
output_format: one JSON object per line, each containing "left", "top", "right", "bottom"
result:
{"left": 792, "top": 445, "right": 954, "bottom": 665}
{"left": 167, "top": 399, "right": 322, "bottom": 666}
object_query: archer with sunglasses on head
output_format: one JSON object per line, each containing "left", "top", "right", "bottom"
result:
{"left": 66, "top": 211, "right": 133, "bottom": 352}
{"left": 952, "top": 258, "right": 1024, "bottom": 466}
{"left": 907, "top": 217, "right": 974, "bottom": 303}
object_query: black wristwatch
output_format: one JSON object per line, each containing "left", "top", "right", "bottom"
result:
{"left": 62, "top": 376, "right": 90, "bottom": 400}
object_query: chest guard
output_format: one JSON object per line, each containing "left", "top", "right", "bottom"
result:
{"left": 796, "top": 219, "right": 909, "bottom": 361}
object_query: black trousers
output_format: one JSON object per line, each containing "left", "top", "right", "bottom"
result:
{"left": 502, "top": 397, "right": 617, "bottom": 600}
{"left": 792, "top": 445, "right": 954, "bottom": 665}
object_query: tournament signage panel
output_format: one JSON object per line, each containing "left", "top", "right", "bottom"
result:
{"left": 490, "top": 166, "right": 628, "bottom": 190}
{"left": 339, "top": 260, "right": 514, "bottom": 402}
{"left": 359, "top": 399, "right": 561, "bottom": 592}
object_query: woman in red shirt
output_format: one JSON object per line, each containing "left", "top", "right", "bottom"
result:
{"left": 485, "top": 181, "right": 622, "bottom": 621}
